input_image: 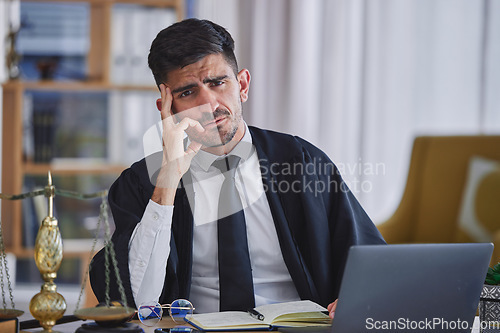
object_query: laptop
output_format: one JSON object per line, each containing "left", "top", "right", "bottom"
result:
{"left": 330, "top": 243, "right": 493, "bottom": 332}
{"left": 279, "top": 243, "right": 492, "bottom": 333}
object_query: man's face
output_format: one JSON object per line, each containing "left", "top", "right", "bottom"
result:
{"left": 164, "top": 53, "right": 250, "bottom": 149}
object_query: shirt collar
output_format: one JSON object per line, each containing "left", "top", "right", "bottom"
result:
{"left": 192, "top": 122, "right": 254, "bottom": 172}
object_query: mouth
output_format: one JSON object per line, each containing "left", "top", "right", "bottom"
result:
{"left": 203, "top": 116, "right": 226, "bottom": 128}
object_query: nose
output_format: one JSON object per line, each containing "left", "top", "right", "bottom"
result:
{"left": 198, "top": 87, "right": 219, "bottom": 112}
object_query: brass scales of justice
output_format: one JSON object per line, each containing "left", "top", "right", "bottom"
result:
{"left": 0, "top": 172, "right": 139, "bottom": 332}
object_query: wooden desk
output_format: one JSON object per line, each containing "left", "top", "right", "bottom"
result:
{"left": 20, "top": 317, "right": 484, "bottom": 333}
{"left": 21, "top": 318, "right": 181, "bottom": 333}
{"left": 19, "top": 318, "right": 266, "bottom": 333}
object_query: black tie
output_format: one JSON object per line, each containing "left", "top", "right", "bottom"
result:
{"left": 213, "top": 156, "right": 255, "bottom": 311}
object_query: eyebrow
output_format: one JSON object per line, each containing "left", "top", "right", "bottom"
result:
{"left": 171, "top": 75, "right": 229, "bottom": 94}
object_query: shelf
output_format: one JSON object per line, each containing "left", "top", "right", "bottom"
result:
{"left": 23, "top": 162, "right": 127, "bottom": 175}
{"left": 24, "top": 0, "right": 179, "bottom": 8}
{"left": 3, "top": 80, "right": 159, "bottom": 92}
{"left": 113, "top": 0, "right": 179, "bottom": 7}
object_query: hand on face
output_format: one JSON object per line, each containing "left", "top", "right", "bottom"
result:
{"left": 170, "top": 102, "right": 235, "bottom": 149}
{"left": 156, "top": 83, "right": 204, "bottom": 188}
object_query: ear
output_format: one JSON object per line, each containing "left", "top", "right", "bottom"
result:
{"left": 237, "top": 69, "right": 251, "bottom": 102}
{"left": 156, "top": 98, "right": 162, "bottom": 112}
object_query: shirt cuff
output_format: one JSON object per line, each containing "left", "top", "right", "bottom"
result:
{"left": 140, "top": 199, "right": 174, "bottom": 232}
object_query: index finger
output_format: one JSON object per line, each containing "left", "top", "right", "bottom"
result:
{"left": 160, "top": 84, "right": 174, "bottom": 121}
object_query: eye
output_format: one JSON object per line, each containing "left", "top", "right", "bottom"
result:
{"left": 211, "top": 80, "right": 224, "bottom": 87}
{"left": 179, "top": 90, "right": 193, "bottom": 98}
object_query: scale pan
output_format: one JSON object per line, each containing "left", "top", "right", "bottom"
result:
{"left": 74, "top": 306, "right": 136, "bottom": 321}
{"left": 0, "top": 308, "right": 24, "bottom": 319}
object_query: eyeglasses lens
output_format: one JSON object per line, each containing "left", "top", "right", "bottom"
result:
{"left": 170, "top": 299, "right": 194, "bottom": 323}
{"left": 138, "top": 302, "right": 163, "bottom": 326}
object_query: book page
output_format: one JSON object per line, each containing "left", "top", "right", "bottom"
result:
{"left": 188, "top": 300, "right": 329, "bottom": 330}
{"left": 189, "top": 311, "right": 268, "bottom": 329}
{"left": 273, "top": 312, "right": 332, "bottom": 326}
{"left": 255, "top": 300, "right": 327, "bottom": 322}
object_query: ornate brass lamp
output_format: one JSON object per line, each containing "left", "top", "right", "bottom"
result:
{"left": 29, "top": 172, "right": 66, "bottom": 332}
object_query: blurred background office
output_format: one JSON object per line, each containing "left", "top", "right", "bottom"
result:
{"left": 1, "top": 0, "right": 500, "bottom": 222}
{"left": 0, "top": 0, "right": 499, "bottom": 317}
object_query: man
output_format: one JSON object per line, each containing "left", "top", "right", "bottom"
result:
{"left": 90, "top": 18, "right": 385, "bottom": 317}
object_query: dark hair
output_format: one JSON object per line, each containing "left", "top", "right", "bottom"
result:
{"left": 148, "top": 18, "right": 238, "bottom": 87}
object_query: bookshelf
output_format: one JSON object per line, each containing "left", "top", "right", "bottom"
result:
{"left": 1, "top": 0, "right": 183, "bottom": 306}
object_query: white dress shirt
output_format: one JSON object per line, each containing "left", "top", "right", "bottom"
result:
{"left": 128, "top": 124, "right": 300, "bottom": 312}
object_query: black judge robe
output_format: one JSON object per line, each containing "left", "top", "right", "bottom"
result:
{"left": 90, "top": 126, "right": 386, "bottom": 308}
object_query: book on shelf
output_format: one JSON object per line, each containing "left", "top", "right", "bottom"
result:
{"left": 110, "top": 4, "right": 176, "bottom": 86}
{"left": 17, "top": 2, "right": 89, "bottom": 80}
{"left": 24, "top": 91, "right": 109, "bottom": 164}
{"left": 33, "top": 109, "right": 56, "bottom": 163}
{"left": 185, "top": 300, "right": 331, "bottom": 331}
{"left": 22, "top": 93, "right": 35, "bottom": 161}
{"left": 29, "top": 93, "right": 57, "bottom": 164}
{"left": 108, "top": 90, "right": 160, "bottom": 166}
{"left": 21, "top": 187, "right": 38, "bottom": 247}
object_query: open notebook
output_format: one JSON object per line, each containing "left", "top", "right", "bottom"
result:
{"left": 186, "top": 300, "right": 331, "bottom": 331}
